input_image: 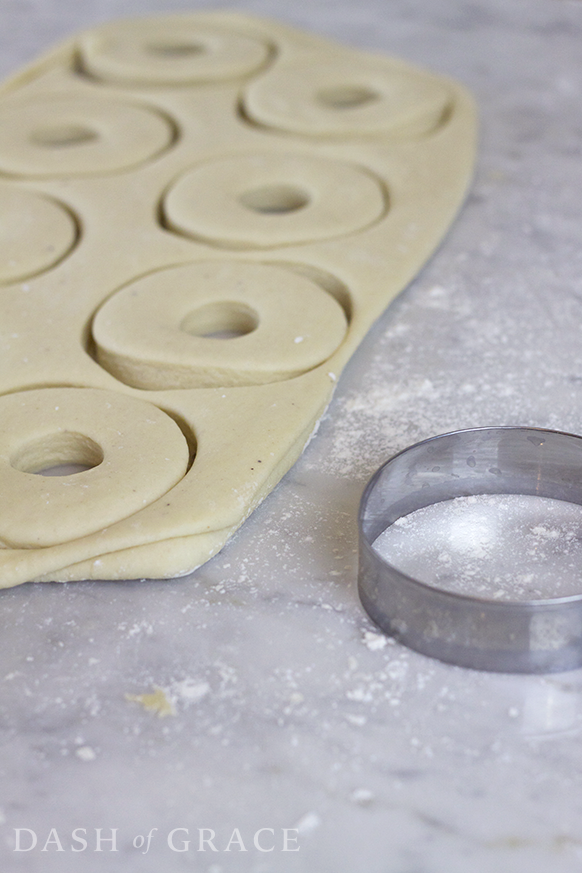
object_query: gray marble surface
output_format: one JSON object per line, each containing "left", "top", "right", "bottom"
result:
{"left": 2, "top": 0, "right": 582, "bottom": 871}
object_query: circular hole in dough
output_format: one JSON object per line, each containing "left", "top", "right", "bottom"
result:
{"left": 239, "top": 184, "right": 310, "bottom": 215}
{"left": 0, "top": 388, "right": 190, "bottom": 548}
{"left": 79, "top": 18, "right": 271, "bottom": 85}
{"left": 92, "top": 260, "right": 348, "bottom": 390}
{"left": 0, "top": 185, "right": 78, "bottom": 284}
{"left": 144, "top": 41, "right": 207, "bottom": 58}
{"left": 315, "top": 85, "right": 381, "bottom": 109}
{"left": 29, "top": 124, "right": 100, "bottom": 149}
{"left": 181, "top": 301, "right": 258, "bottom": 339}
{"left": 11, "top": 432, "right": 104, "bottom": 475}
{"left": 0, "top": 95, "right": 174, "bottom": 177}
{"left": 163, "top": 153, "right": 386, "bottom": 248}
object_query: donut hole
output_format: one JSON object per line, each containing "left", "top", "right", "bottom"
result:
{"left": 316, "top": 85, "right": 380, "bottom": 109}
{"left": 30, "top": 125, "right": 99, "bottom": 148}
{"left": 11, "top": 432, "right": 104, "bottom": 476}
{"left": 239, "top": 184, "right": 310, "bottom": 215}
{"left": 145, "top": 41, "right": 207, "bottom": 58}
{"left": 181, "top": 301, "right": 258, "bottom": 339}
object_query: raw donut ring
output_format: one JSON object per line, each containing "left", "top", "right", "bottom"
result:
{"left": 0, "top": 388, "right": 189, "bottom": 548}
{"left": 0, "top": 95, "right": 173, "bottom": 178}
{"left": 79, "top": 18, "right": 271, "bottom": 85}
{"left": 244, "top": 57, "right": 452, "bottom": 137}
{"left": 0, "top": 185, "right": 77, "bottom": 283}
{"left": 163, "top": 152, "right": 386, "bottom": 249}
{"left": 92, "top": 260, "right": 348, "bottom": 389}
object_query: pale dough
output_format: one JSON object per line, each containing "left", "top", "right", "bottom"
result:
{"left": 162, "top": 152, "right": 387, "bottom": 248}
{"left": 0, "top": 388, "right": 190, "bottom": 547}
{"left": 243, "top": 54, "right": 452, "bottom": 137}
{"left": 0, "top": 185, "right": 77, "bottom": 283}
{"left": 0, "top": 12, "right": 476, "bottom": 588}
{"left": 0, "top": 94, "right": 173, "bottom": 177}
{"left": 92, "top": 261, "right": 348, "bottom": 389}
{"left": 79, "top": 17, "right": 272, "bottom": 85}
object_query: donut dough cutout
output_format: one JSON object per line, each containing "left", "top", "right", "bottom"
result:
{"left": 0, "top": 388, "right": 189, "bottom": 548}
{"left": 79, "top": 17, "right": 272, "bottom": 85}
{"left": 92, "top": 261, "right": 348, "bottom": 390}
{"left": 0, "top": 185, "right": 77, "bottom": 283}
{"left": 0, "top": 95, "right": 174, "bottom": 177}
{"left": 243, "top": 55, "right": 452, "bottom": 138}
{"left": 162, "top": 152, "right": 387, "bottom": 249}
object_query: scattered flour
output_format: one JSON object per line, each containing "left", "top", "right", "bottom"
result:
{"left": 294, "top": 811, "right": 322, "bottom": 833}
{"left": 75, "top": 746, "right": 97, "bottom": 762}
{"left": 362, "top": 630, "right": 390, "bottom": 651}
{"left": 350, "top": 788, "right": 375, "bottom": 805}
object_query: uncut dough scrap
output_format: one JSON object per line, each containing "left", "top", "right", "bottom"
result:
{"left": 0, "top": 12, "right": 476, "bottom": 587}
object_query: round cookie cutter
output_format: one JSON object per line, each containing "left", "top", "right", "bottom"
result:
{"left": 358, "top": 426, "right": 582, "bottom": 673}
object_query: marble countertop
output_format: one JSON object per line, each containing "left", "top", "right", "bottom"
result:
{"left": 2, "top": 0, "right": 582, "bottom": 871}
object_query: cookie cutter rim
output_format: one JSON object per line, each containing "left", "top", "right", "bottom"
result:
{"left": 358, "top": 425, "right": 582, "bottom": 673}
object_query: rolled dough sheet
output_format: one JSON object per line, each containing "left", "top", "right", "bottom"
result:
{"left": 0, "top": 12, "right": 476, "bottom": 587}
